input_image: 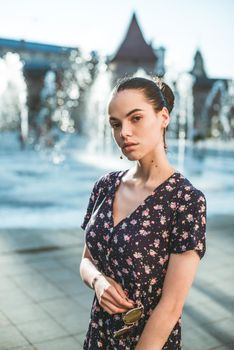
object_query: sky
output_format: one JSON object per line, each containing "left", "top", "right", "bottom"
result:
{"left": 0, "top": 0, "right": 233, "bottom": 78}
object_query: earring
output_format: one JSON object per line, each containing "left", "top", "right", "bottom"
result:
{"left": 120, "top": 154, "right": 123, "bottom": 159}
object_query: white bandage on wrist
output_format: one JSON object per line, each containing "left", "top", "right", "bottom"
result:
{"left": 91, "top": 273, "right": 103, "bottom": 289}
{"left": 92, "top": 274, "right": 111, "bottom": 294}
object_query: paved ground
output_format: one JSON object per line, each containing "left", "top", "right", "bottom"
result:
{"left": 0, "top": 215, "right": 233, "bottom": 350}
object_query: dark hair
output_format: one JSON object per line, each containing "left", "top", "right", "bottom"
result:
{"left": 113, "top": 76, "right": 175, "bottom": 152}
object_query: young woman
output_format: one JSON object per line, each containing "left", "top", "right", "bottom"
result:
{"left": 80, "top": 77, "right": 206, "bottom": 350}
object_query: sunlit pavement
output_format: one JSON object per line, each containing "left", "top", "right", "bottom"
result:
{"left": 0, "top": 215, "right": 233, "bottom": 350}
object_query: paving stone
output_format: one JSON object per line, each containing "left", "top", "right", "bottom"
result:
{"left": 29, "top": 260, "right": 63, "bottom": 272}
{"left": 185, "top": 284, "right": 213, "bottom": 306}
{"left": 182, "top": 316, "right": 234, "bottom": 350}
{"left": 0, "top": 277, "right": 17, "bottom": 292}
{"left": 212, "top": 342, "right": 234, "bottom": 349}
{"left": 40, "top": 297, "right": 90, "bottom": 334}
{"left": 74, "top": 333, "right": 86, "bottom": 347}
{"left": 0, "top": 288, "right": 33, "bottom": 311}
{"left": 47, "top": 247, "right": 81, "bottom": 259}
{"left": 72, "top": 289, "right": 94, "bottom": 311}
{"left": 182, "top": 323, "right": 224, "bottom": 350}
{"left": 0, "top": 324, "right": 30, "bottom": 349}
{"left": 34, "top": 335, "right": 80, "bottom": 350}
{"left": 0, "top": 311, "right": 11, "bottom": 326}
{"left": 183, "top": 300, "right": 233, "bottom": 331}
{"left": 12, "top": 346, "right": 35, "bottom": 350}
{"left": 202, "top": 267, "right": 234, "bottom": 285}
{"left": 56, "top": 256, "right": 81, "bottom": 273}
{"left": 40, "top": 267, "right": 79, "bottom": 283}
{"left": 17, "top": 317, "right": 68, "bottom": 344}
{"left": 12, "top": 273, "right": 65, "bottom": 301}
{"left": 193, "top": 283, "right": 234, "bottom": 313}
{"left": 204, "top": 317, "right": 234, "bottom": 344}
{"left": 55, "top": 277, "right": 88, "bottom": 296}
{"left": 3, "top": 303, "right": 49, "bottom": 325}
{"left": 0, "top": 262, "right": 35, "bottom": 277}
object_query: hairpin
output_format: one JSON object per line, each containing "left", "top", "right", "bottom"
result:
{"left": 153, "top": 76, "right": 164, "bottom": 90}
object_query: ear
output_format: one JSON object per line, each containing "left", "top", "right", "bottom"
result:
{"left": 160, "top": 107, "right": 170, "bottom": 128}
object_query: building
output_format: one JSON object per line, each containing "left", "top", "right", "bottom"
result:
{"left": 0, "top": 38, "right": 76, "bottom": 120}
{"left": 107, "top": 12, "right": 165, "bottom": 80}
{"left": 189, "top": 49, "right": 233, "bottom": 140}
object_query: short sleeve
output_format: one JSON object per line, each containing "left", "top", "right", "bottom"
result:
{"left": 169, "top": 188, "right": 207, "bottom": 259}
{"left": 80, "top": 179, "right": 100, "bottom": 231}
{"left": 80, "top": 171, "right": 116, "bottom": 231}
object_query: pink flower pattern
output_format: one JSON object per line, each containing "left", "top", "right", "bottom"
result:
{"left": 81, "top": 170, "right": 206, "bottom": 349}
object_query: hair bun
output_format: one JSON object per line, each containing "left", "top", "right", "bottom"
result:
{"left": 161, "top": 82, "right": 174, "bottom": 113}
{"left": 160, "top": 82, "right": 175, "bottom": 112}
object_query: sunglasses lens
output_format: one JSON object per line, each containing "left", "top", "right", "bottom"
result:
{"left": 123, "top": 306, "right": 143, "bottom": 325}
{"left": 113, "top": 325, "right": 133, "bottom": 338}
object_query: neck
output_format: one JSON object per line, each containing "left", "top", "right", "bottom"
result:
{"left": 132, "top": 146, "right": 175, "bottom": 183}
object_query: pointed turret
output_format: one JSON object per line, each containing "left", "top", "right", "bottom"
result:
{"left": 191, "top": 49, "right": 207, "bottom": 78}
{"left": 110, "top": 12, "right": 157, "bottom": 64}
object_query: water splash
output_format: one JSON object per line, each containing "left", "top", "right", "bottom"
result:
{"left": 83, "top": 58, "right": 113, "bottom": 154}
{"left": 202, "top": 79, "right": 233, "bottom": 139}
{"left": 32, "top": 49, "right": 94, "bottom": 153}
{"left": 0, "top": 52, "right": 28, "bottom": 145}
{"left": 176, "top": 72, "right": 195, "bottom": 172}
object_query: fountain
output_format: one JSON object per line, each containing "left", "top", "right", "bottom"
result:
{"left": 0, "top": 52, "right": 28, "bottom": 147}
{"left": 33, "top": 70, "right": 58, "bottom": 148}
{"left": 24, "top": 48, "right": 95, "bottom": 156}
{"left": 202, "top": 79, "right": 233, "bottom": 140}
{"left": 82, "top": 58, "right": 113, "bottom": 155}
{"left": 175, "top": 72, "right": 195, "bottom": 173}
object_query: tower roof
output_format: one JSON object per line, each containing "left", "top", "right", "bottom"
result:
{"left": 190, "top": 49, "right": 207, "bottom": 78}
{"left": 110, "top": 13, "right": 157, "bottom": 63}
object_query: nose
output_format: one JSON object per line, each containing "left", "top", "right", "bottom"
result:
{"left": 120, "top": 121, "right": 133, "bottom": 138}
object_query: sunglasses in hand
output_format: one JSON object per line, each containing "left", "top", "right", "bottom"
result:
{"left": 113, "top": 301, "right": 144, "bottom": 338}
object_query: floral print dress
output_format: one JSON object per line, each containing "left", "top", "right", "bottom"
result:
{"left": 80, "top": 169, "right": 206, "bottom": 350}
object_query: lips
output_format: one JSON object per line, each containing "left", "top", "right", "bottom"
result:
{"left": 122, "top": 143, "right": 139, "bottom": 150}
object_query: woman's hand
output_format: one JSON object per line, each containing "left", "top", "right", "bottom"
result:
{"left": 94, "top": 274, "right": 135, "bottom": 315}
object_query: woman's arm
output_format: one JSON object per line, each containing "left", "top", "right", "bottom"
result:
{"left": 79, "top": 243, "right": 104, "bottom": 289}
{"left": 135, "top": 250, "right": 201, "bottom": 350}
{"left": 79, "top": 244, "right": 135, "bottom": 313}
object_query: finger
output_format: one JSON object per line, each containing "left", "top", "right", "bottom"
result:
{"left": 104, "top": 277, "right": 135, "bottom": 304}
{"left": 114, "top": 283, "right": 128, "bottom": 298}
{"left": 115, "top": 284, "right": 135, "bottom": 304}
{"left": 100, "top": 300, "right": 131, "bottom": 315}
{"left": 101, "top": 288, "right": 130, "bottom": 310}
{"left": 99, "top": 301, "right": 114, "bottom": 315}
{"left": 105, "top": 286, "right": 135, "bottom": 309}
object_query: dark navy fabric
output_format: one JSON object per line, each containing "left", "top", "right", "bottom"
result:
{"left": 81, "top": 169, "right": 206, "bottom": 349}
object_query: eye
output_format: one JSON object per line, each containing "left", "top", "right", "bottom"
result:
{"left": 132, "top": 115, "right": 142, "bottom": 122}
{"left": 110, "top": 122, "right": 121, "bottom": 129}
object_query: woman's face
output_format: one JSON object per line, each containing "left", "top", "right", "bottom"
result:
{"left": 108, "top": 89, "right": 168, "bottom": 160}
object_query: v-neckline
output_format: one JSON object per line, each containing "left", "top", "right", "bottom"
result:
{"left": 111, "top": 169, "right": 179, "bottom": 230}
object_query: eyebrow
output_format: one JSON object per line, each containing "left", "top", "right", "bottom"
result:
{"left": 109, "top": 108, "right": 144, "bottom": 121}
